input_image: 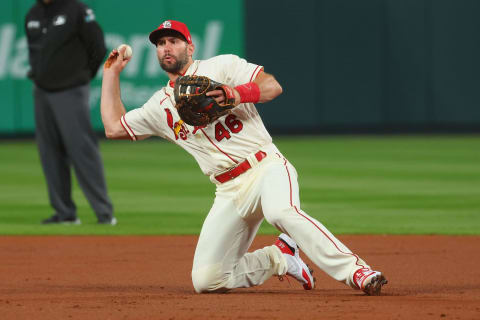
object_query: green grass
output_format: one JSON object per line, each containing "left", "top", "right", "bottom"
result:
{"left": 1, "top": 135, "right": 479, "bottom": 235}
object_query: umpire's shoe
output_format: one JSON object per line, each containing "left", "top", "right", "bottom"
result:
{"left": 41, "top": 215, "right": 81, "bottom": 225}
{"left": 275, "top": 233, "right": 315, "bottom": 290}
{"left": 98, "top": 217, "right": 118, "bottom": 226}
{"left": 353, "top": 268, "right": 388, "bottom": 296}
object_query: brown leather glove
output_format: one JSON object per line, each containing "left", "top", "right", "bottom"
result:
{"left": 174, "top": 75, "right": 236, "bottom": 126}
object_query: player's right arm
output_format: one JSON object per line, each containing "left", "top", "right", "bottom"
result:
{"left": 100, "top": 47, "right": 132, "bottom": 140}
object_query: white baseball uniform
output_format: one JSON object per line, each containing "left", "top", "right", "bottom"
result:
{"left": 121, "top": 54, "right": 372, "bottom": 292}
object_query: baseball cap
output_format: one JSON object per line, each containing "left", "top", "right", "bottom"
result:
{"left": 149, "top": 20, "right": 192, "bottom": 45}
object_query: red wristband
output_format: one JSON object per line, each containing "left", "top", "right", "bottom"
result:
{"left": 234, "top": 82, "right": 260, "bottom": 104}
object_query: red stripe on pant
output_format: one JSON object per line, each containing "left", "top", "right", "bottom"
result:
{"left": 282, "top": 159, "right": 366, "bottom": 269}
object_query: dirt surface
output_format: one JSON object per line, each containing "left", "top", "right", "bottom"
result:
{"left": 0, "top": 235, "right": 479, "bottom": 320}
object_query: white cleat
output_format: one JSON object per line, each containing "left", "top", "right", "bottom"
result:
{"left": 274, "top": 233, "right": 315, "bottom": 290}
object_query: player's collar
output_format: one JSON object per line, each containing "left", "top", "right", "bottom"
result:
{"left": 167, "top": 60, "right": 199, "bottom": 88}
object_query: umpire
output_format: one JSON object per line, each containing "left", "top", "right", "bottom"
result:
{"left": 25, "top": 0, "right": 115, "bottom": 225}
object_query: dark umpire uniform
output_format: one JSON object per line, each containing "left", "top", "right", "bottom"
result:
{"left": 25, "top": 0, "right": 115, "bottom": 225}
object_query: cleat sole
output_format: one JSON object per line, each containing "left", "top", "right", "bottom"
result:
{"left": 363, "top": 274, "right": 388, "bottom": 296}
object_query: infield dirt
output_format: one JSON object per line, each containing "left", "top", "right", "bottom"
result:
{"left": 0, "top": 235, "right": 479, "bottom": 319}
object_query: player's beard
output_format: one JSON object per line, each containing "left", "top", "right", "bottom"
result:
{"left": 159, "top": 47, "right": 189, "bottom": 74}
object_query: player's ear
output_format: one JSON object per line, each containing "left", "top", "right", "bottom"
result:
{"left": 187, "top": 42, "right": 195, "bottom": 58}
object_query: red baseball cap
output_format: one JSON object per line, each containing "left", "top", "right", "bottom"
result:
{"left": 149, "top": 20, "right": 192, "bottom": 45}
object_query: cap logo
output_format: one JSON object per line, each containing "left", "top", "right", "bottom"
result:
{"left": 162, "top": 21, "right": 172, "bottom": 29}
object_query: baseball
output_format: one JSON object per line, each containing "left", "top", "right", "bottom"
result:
{"left": 117, "top": 44, "right": 132, "bottom": 59}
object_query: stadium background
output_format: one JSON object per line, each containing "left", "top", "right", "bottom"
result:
{"left": 1, "top": 0, "right": 479, "bottom": 136}
{"left": 1, "top": 1, "right": 479, "bottom": 318}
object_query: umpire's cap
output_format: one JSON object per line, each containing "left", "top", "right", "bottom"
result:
{"left": 149, "top": 20, "right": 192, "bottom": 45}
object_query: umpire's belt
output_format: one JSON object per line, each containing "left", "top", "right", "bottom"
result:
{"left": 215, "top": 151, "right": 267, "bottom": 184}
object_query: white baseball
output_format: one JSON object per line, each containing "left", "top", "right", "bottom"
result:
{"left": 117, "top": 44, "right": 133, "bottom": 59}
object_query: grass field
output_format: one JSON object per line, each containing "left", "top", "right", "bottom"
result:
{"left": 0, "top": 135, "right": 479, "bottom": 235}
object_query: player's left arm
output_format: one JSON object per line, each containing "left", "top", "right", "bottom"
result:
{"left": 205, "top": 55, "right": 282, "bottom": 106}
{"left": 206, "top": 70, "right": 282, "bottom": 106}
{"left": 251, "top": 70, "right": 283, "bottom": 104}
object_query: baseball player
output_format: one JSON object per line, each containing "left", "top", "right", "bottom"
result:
{"left": 100, "top": 20, "right": 387, "bottom": 295}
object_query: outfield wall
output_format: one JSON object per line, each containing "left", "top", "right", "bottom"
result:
{"left": 247, "top": 0, "right": 480, "bottom": 133}
{"left": 1, "top": 0, "right": 479, "bottom": 135}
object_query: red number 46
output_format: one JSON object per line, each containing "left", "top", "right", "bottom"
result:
{"left": 215, "top": 114, "right": 243, "bottom": 142}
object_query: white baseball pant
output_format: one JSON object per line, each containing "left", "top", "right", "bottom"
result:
{"left": 191, "top": 144, "right": 370, "bottom": 293}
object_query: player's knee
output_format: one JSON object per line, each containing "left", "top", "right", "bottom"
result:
{"left": 191, "top": 264, "right": 229, "bottom": 293}
{"left": 191, "top": 271, "right": 213, "bottom": 293}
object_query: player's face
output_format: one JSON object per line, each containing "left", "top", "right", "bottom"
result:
{"left": 156, "top": 36, "right": 192, "bottom": 73}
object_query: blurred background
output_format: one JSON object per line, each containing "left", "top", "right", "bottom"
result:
{"left": 1, "top": 0, "right": 479, "bottom": 136}
{"left": 0, "top": 0, "right": 479, "bottom": 235}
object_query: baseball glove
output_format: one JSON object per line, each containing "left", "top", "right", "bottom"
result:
{"left": 173, "top": 75, "right": 236, "bottom": 126}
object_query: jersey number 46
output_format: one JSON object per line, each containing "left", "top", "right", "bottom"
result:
{"left": 215, "top": 115, "right": 243, "bottom": 142}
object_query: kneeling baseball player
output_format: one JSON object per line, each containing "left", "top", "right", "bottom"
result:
{"left": 100, "top": 20, "right": 388, "bottom": 295}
